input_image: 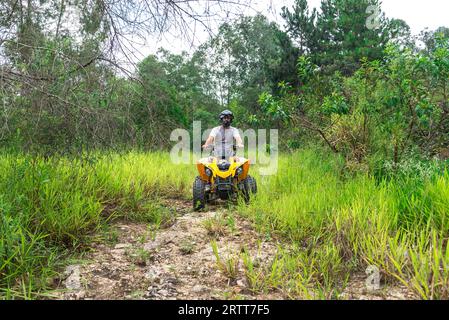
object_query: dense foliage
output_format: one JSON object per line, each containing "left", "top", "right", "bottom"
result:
{"left": 1, "top": 1, "right": 447, "bottom": 168}
{"left": 261, "top": 32, "right": 449, "bottom": 173}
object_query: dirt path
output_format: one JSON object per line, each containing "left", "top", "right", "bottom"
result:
{"left": 50, "top": 199, "right": 417, "bottom": 300}
{"left": 53, "top": 200, "right": 285, "bottom": 300}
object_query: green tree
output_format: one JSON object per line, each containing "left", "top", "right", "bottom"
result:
{"left": 156, "top": 49, "right": 221, "bottom": 128}
{"left": 282, "top": 0, "right": 411, "bottom": 75}
{"left": 202, "top": 14, "right": 299, "bottom": 118}
{"left": 421, "top": 26, "right": 449, "bottom": 54}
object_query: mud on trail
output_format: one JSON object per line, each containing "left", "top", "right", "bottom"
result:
{"left": 50, "top": 199, "right": 416, "bottom": 300}
{"left": 52, "top": 200, "right": 285, "bottom": 300}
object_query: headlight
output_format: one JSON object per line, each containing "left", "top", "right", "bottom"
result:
{"left": 236, "top": 167, "right": 243, "bottom": 176}
{"left": 205, "top": 168, "right": 213, "bottom": 177}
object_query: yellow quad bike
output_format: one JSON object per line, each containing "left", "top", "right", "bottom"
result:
{"left": 193, "top": 152, "right": 257, "bottom": 211}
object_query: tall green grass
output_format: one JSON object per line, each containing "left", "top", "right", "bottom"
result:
{"left": 1, "top": 149, "right": 448, "bottom": 299}
{"left": 239, "top": 149, "right": 449, "bottom": 299}
{"left": 0, "top": 151, "right": 193, "bottom": 299}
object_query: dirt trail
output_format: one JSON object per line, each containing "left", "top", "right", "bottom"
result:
{"left": 54, "top": 200, "right": 284, "bottom": 300}
{"left": 51, "top": 199, "right": 416, "bottom": 300}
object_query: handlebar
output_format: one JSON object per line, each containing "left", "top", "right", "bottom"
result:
{"left": 202, "top": 145, "right": 243, "bottom": 158}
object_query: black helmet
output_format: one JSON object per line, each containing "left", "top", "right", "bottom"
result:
{"left": 219, "top": 110, "right": 234, "bottom": 128}
{"left": 219, "top": 110, "right": 234, "bottom": 120}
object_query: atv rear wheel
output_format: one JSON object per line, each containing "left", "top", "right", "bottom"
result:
{"left": 242, "top": 175, "right": 257, "bottom": 203}
{"left": 193, "top": 176, "right": 207, "bottom": 211}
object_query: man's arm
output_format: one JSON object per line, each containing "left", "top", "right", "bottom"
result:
{"left": 234, "top": 129, "right": 244, "bottom": 148}
{"left": 202, "top": 135, "right": 214, "bottom": 150}
{"left": 203, "top": 128, "right": 217, "bottom": 150}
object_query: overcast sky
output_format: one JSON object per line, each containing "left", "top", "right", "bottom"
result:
{"left": 132, "top": 0, "right": 449, "bottom": 61}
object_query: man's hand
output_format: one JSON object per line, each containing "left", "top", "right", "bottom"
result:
{"left": 202, "top": 143, "right": 214, "bottom": 151}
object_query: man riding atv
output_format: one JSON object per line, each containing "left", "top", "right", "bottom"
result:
{"left": 193, "top": 110, "right": 257, "bottom": 211}
{"left": 202, "top": 110, "right": 244, "bottom": 159}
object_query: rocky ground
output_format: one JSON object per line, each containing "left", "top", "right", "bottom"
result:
{"left": 340, "top": 274, "right": 417, "bottom": 300}
{"left": 51, "top": 200, "right": 285, "bottom": 300}
{"left": 48, "top": 199, "right": 417, "bottom": 300}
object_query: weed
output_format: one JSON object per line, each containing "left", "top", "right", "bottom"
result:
{"left": 211, "top": 241, "right": 240, "bottom": 281}
{"left": 203, "top": 214, "right": 228, "bottom": 238}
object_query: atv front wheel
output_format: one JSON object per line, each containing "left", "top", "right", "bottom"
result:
{"left": 193, "top": 176, "right": 207, "bottom": 211}
{"left": 242, "top": 175, "right": 257, "bottom": 203}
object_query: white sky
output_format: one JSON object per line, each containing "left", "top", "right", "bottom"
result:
{"left": 132, "top": 0, "right": 449, "bottom": 61}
